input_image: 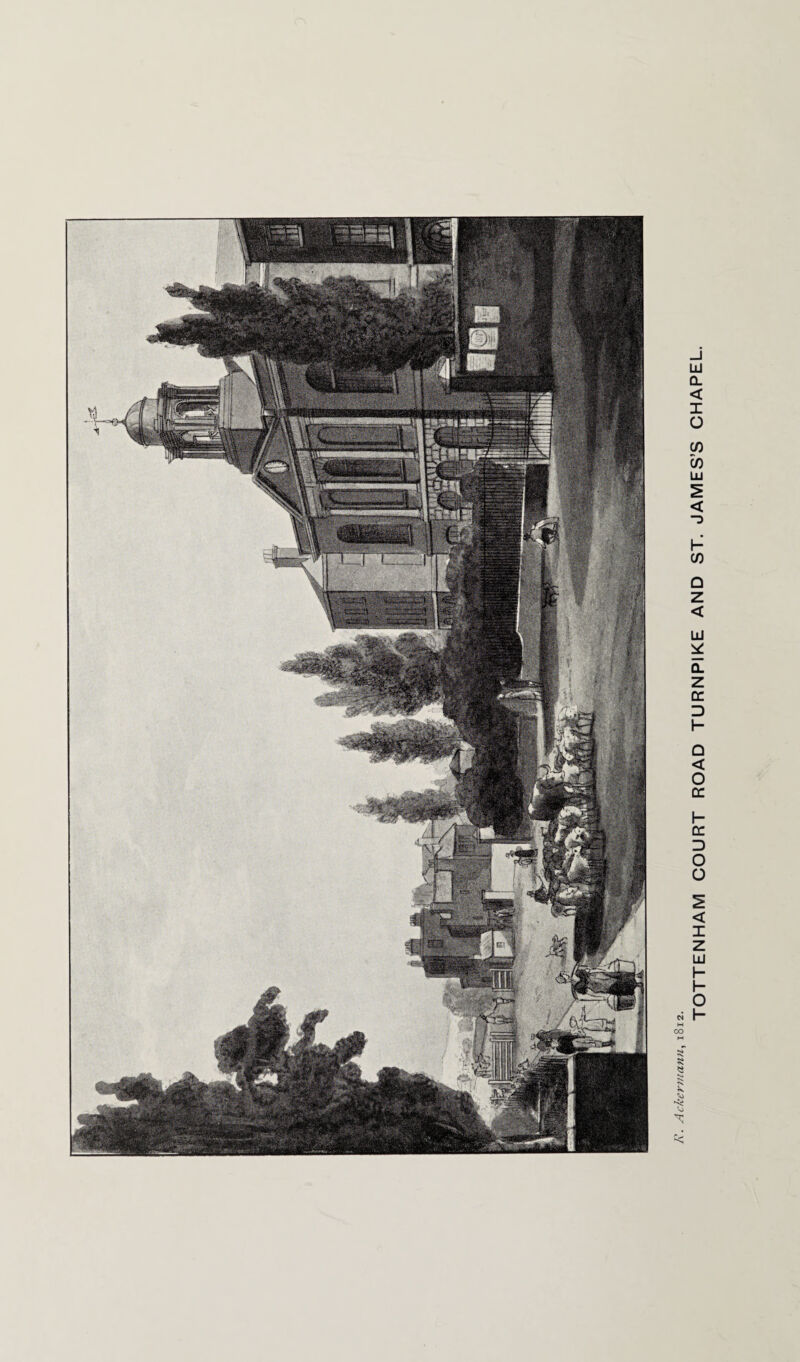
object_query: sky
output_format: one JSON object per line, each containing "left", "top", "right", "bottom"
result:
{"left": 67, "top": 219, "right": 448, "bottom": 1123}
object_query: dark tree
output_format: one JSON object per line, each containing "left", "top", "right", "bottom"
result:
{"left": 437, "top": 460, "right": 527, "bottom": 835}
{"left": 281, "top": 633, "right": 443, "bottom": 717}
{"left": 72, "top": 988, "right": 491, "bottom": 1155}
{"left": 353, "top": 789, "right": 461, "bottom": 824}
{"left": 147, "top": 276, "right": 454, "bottom": 373}
{"left": 338, "top": 718, "right": 459, "bottom": 765}
{"left": 442, "top": 981, "right": 494, "bottom": 1018}
{"left": 213, "top": 985, "right": 290, "bottom": 1108}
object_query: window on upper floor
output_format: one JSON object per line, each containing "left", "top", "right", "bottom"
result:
{"left": 314, "top": 424, "right": 404, "bottom": 449}
{"left": 305, "top": 363, "right": 397, "bottom": 394}
{"left": 326, "top": 489, "right": 409, "bottom": 509}
{"left": 331, "top": 221, "right": 395, "bottom": 248}
{"left": 420, "top": 219, "right": 453, "bottom": 253}
{"left": 265, "top": 221, "right": 304, "bottom": 246}
{"left": 438, "top": 491, "right": 463, "bottom": 511}
{"left": 337, "top": 524, "right": 413, "bottom": 546}
{"left": 320, "top": 458, "right": 405, "bottom": 481}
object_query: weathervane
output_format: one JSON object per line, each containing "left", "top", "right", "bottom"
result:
{"left": 86, "top": 406, "right": 123, "bottom": 435}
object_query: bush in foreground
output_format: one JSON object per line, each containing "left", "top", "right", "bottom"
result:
{"left": 73, "top": 987, "right": 491, "bottom": 1156}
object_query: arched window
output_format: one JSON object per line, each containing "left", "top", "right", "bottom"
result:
{"left": 337, "top": 524, "right": 413, "bottom": 546}
{"left": 176, "top": 401, "right": 217, "bottom": 421}
{"left": 316, "top": 422, "right": 403, "bottom": 449}
{"left": 306, "top": 363, "right": 396, "bottom": 393}
{"left": 420, "top": 219, "right": 453, "bottom": 254}
{"left": 305, "top": 363, "right": 335, "bottom": 393}
{"left": 438, "top": 491, "right": 462, "bottom": 511}
{"left": 320, "top": 458, "right": 404, "bottom": 480}
{"left": 446, "top": 525, "right": 470, "bottom": 545}
{"left": 436, "top": 460, "right": 473, "bottom": 480}
{"left": 434, "top": 425, "right": 491, "bottom": 449}
{"left": 315, "top": 424, "right": 402, "bottom": 448}
{"left": 326, "top": 490, "right": 407, "bottom": 508}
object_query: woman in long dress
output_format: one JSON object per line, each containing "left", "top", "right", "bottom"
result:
{"left": 573, "top": 966, "right": 642, "bottom": 999}
{"left": 533, "top": 1028, "right": 613, "bottom": 1055}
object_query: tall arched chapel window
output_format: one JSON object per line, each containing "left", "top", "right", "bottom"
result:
{"left": 306, "top": 363, "right": 396, "bottom": 393}
{"left": 321, "top": 459, "right": 404, "bottom": 480}
{"left": 315, "top": 425, "right": 402, "bottom": 448}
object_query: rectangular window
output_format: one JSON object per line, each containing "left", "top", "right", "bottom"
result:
{"left": 428, "top": 938, "right": 444, "bottom": 949}
{"left": 380, "top": 592, "right": 429, "bottom": 626}
{"left": 331, "top": 221, "right": 395, "bottom": 248}
{"left": 337, "top": 524, "right": 413, "bottom": 547}
{"left": 265, "top": 221, "right": 304, "bottom": 246}
{"left": 337, "top": 593, "right": 369, "bottom": 626}
{"left": 339, "top": 553, "right": 365, "bottom": 565}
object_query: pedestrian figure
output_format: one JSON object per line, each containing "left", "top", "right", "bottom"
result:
{"left": 506, "top": 847, "right": 537, "bottom": 865}
{"left": 570, "top": 1012, "right": 615, "bottom": 1035}
{"left": 533, "top": 1028, "right": 613, "bottom": 1055}
{"left": 524, "top": 517, "right": 559, "bottom": 545}
{"left": 573, "top": 966, "right": 642, "bottom": 1000}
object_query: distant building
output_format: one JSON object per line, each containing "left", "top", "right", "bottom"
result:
{"left": 406, "top": 817, "right": 517, "bottom": 987}
{"left": 119, "top": 218, "right": 552, "bottom": 631}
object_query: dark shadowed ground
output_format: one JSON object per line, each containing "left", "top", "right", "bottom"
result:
{"left": 519, "top": 217, "right": 645, "bottom": 961}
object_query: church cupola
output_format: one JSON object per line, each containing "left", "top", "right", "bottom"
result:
{"left": 123, "top": 383, "right": 224, "bottom": 462}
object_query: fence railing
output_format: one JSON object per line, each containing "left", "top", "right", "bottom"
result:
{"left": 485, "top": 392, "right": 552, "bottom": 462}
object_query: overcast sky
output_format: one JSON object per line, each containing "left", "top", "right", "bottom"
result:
{"left": 67, "top": 219, "right": 448, "bottom": 1123}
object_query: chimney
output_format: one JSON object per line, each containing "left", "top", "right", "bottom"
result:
{"left": 266, "top": 546, "right": 309, "bottom": 568}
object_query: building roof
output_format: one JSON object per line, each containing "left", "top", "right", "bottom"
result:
{"left": 124, "top": 396, "right": 161, "bottom": 446}
{"left": 218, "top": 368, "right": 266, "bottom": 473}
{"left": 252, "top": 420, "right": 306, "bottom": 520}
